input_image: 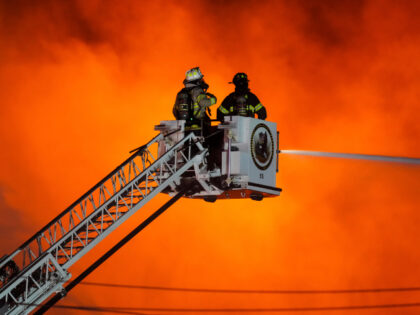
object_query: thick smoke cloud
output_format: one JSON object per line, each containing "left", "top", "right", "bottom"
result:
{"left": 0, "top": 0, "right": 419, "bottom": 314}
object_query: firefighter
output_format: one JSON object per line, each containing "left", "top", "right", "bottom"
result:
{"left": 173, "top": 67, "right": 217, "bottom": 135}
{"left": 217, "top": 73, "right": 266, "bottom": 121}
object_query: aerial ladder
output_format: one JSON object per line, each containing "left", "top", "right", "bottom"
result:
{"left": 0, "top": 130, "right": 208, "bottom": 314}
{"left": 0, "top": 117, "right": 281, "bottom": 314}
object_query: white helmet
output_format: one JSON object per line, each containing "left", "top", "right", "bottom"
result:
{"left": 184, "top": 67, "right": 203, "bottom": 84}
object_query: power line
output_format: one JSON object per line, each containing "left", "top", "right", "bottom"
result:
{"left": 57, "top": 302, "right": 420, "bottom": 312}
{"left": 79, "top": 281, "right": 420, "bottom": 294}
{"left": 21, "top": 303, "right": 163, "bottom": 315}
{"left": 43, "top": 301, "right": 420, "bottom": 313}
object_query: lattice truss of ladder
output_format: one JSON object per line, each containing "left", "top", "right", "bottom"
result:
{"left": 0, "top": 132, "right": 206, "bottom": 315}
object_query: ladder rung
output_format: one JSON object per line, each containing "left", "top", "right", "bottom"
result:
{"left": 92, "top": 220, "right": 115, "bottom": 224}
{"left": 71, "top": 237, "right": 96, "bottom": 242}
{"left": 108, "top": 212, "right": 127, "bottom": 217}
{"left": 77, "top": 228, "right": 101, "bottom": 233}
{"left": 73, "top": 235, "right": 96, "bottom": 241}
{"left": 63, "top": 246, "right": 84, "bottom": 250}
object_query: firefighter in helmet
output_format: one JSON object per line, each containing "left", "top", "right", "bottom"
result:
{"left": 173, "top": 67, "right": 217, "bottom": 134}
{"left": 217, "top": 73, "right": 266, "bottom": 121}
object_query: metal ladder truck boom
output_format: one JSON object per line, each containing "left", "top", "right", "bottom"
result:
{"left": 0, "top": 131, "right": 207, "bottom": 315}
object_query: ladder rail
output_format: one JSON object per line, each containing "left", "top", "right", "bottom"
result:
{"left": 1, "top": 133, "right": 207, "bottom": 315}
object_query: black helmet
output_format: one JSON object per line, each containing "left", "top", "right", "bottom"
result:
{"left": 230, "top": 72, "right": 249, "bottom": 91}
{"left": 231, "top": 73, "right": 248, "bottom": 84}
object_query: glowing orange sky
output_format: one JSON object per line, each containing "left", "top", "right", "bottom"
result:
{"left": 0, "top": 0, "right": 419, "bottom": 314}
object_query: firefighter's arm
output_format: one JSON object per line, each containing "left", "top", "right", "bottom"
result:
{"left": 172, "top": 94, "right": 181, "bottom": 120}
{"left": 216, "top": 109, "right": 224, "bottom": 122}
{"left": 205, "top": 92, "right": 217, "bottom": 105}
{"left": 251, "top": 94, "right": 267, "bottom": 120}
{"left": 255, "top": 105, "right": 267, "bottom": 120}
{"left": 191, "top": 88, "right": 216, "bottom": 119}
{"left": 217, "top": 95, "right": 232, "bottom": 121}
{"left": 196, "top": 92, "right": 216, "bottom": 107}
{"left": 172, "top": 103, "right": 179, "bottom": 119}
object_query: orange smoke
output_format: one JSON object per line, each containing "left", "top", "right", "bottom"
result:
{"left": 0, "top": 0, "right": 419, "bottom": 314}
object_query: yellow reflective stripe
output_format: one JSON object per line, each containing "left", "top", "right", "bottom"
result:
{"left": 196, "top": 94, "right": 206, "bottom": 102}
{"left": 248, "top": 105, "right": 255, "bottom": 112}
{"left": 254, "top": 103, "right": 263, "bottom": 111}
{"left": 185, "top": 124, "right": 201, "bottom": 130}
{"left": 219, "top": 106, "right": 229, "bottom": 114}
{"left": 193, "top": 102, "right": 202, "bottom": 116}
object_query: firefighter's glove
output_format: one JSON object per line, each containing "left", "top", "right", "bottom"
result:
{"left": 206, "top": 93, "right": 217, "bottom": 105}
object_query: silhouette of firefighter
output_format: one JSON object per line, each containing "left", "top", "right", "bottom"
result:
{"left": 217, "top": 72, "right": 267, "bottom": 122}
{"left": 173, "top": 67, "right": 217, "bottom": 135}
